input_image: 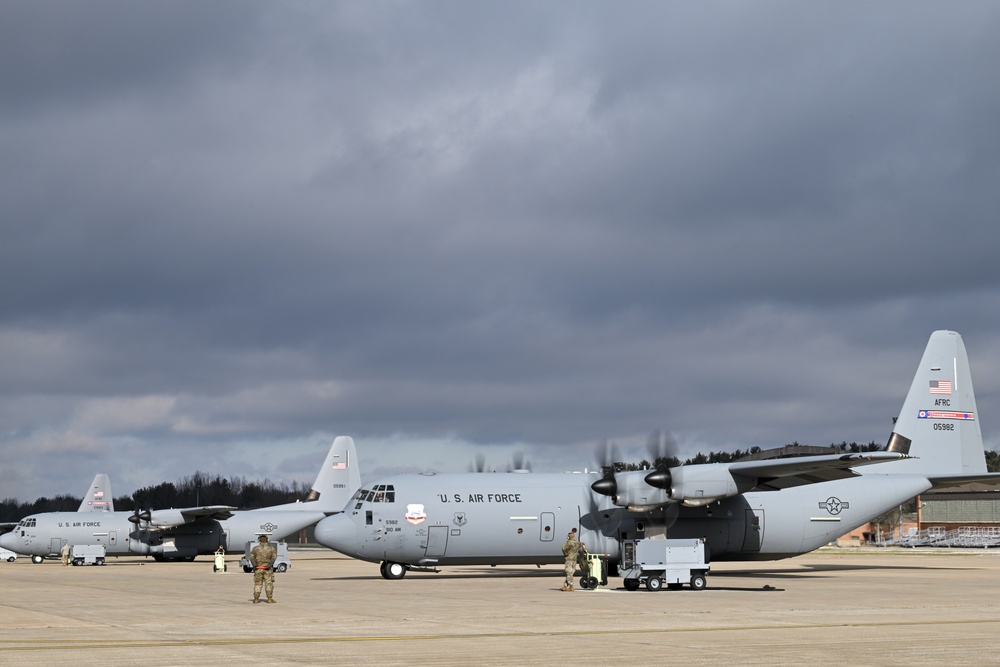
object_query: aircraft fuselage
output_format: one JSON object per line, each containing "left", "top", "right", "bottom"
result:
{"left": 315, "top": 471, "right": 933, "bottom": 568}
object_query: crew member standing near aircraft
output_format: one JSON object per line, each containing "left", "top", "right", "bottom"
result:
{"left": 561, "top": 530, "right": 583, "bottom": 592}
{"left": 249, "top": 534, "right": 277, "bottom": 604}
{"left": 60, "top": 542, "right": 71, "bottom": 566}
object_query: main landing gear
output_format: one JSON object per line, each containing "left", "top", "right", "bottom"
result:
{"left": 379, "top": 561, "right": 407, "bottom": 580}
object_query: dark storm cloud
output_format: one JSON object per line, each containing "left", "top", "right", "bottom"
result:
{"left": 2, "top": 1, "right": 1000, "bottom": 500}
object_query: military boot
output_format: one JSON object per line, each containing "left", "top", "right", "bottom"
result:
{"left": 560, "top": 585, "right": 568, "bottom": 591}
{"left": 253, "top": 596, "right": 260, "bottom": 604}
{"left": 267, "top": 598, "right": 276, "bottom": 604}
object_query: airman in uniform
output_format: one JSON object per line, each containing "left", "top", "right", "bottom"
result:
{"left": 60, "top": 542, "right": 71, "bottom": 566}
{"left": 560, "top": 530, "right": 583, "bottom": 591}
{"left": 249, "top": 534, "right": 277, "bottom": 603}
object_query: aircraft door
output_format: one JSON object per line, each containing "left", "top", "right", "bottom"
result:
{"left": 540, "top": 513, "right": 555, "bottom": 541}
{"left": 50, "top": 537, "right": 62, "bottom": 555}
{"left": 425, "top": 525, "right": 448, "bottom": 557}
{"left": 742, "top": 508, "right": 765, "bottom": 552}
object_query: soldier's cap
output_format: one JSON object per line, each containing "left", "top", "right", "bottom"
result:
{"left": 258, "top": 534, "right": 269, "bottom": 541}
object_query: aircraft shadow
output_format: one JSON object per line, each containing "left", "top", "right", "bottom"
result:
{"left": 715, "top": 562, "right": 971, "bottom": 580}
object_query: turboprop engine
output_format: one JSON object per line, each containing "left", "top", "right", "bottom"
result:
{"left": 592, "top": 464, "right": 757, "bottom": 510}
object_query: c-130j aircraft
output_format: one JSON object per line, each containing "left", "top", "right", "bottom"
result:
{"left": 0, "top": 437, "right": 360, "bottom": 563}
{"left": 316, "top": 331, "right": 1000, "bottom": 580}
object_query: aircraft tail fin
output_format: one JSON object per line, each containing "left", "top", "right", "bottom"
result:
{"left": 885, "top": 330, "right": 987, "bottom": 476}
{"left": 303, "top": 436, "right": 361, "bottom": 511}
{"left": 78, "top": 473, "right": 114, "bottom": 512}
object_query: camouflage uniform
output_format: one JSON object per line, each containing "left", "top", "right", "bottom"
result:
{"left": 250, "top": 535, "right": 277, "bottom": 603}
{"left": 60, "top": 542, "right": 71, "bottom": 566}
{"left": 561, "top": 531, "right": 582, "bottom": 591}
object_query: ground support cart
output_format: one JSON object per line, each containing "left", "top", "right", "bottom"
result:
{"left": 578, "top": 552, "right": 609, "bottom": 589}
{"left": 71, "top": 544, "right": 106, "bottom": 566}
{"left": 618, "top": 538, "right": 709, "bottom": 591}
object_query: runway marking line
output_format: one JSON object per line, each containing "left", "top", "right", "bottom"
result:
{"left": 3, "top": 617, "right": 1000, "bottom": 652}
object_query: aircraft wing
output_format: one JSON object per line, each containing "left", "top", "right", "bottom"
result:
{"left": 138, "top": 505, "right": 239, "bottom": 529}
{"left": 729, "top": 452, "right": 910, "bottom": 491}
{"left": 177, "top": 506, "right": 238, "bottom": 522}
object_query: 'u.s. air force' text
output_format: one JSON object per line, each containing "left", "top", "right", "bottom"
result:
{"left": 437, "top": 493, "right": 523, "bottom": 503}
{"left": 58, "top": 522, "right": 102, "bottom": 527}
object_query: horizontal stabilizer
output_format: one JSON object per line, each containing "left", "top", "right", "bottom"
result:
{"left": 925, "top": 473, "right": 1000, "bottom": 491}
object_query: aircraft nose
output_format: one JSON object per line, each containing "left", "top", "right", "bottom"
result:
{"left": 0, "top": 532, "right": 17, "bottom": 551}
{"left": 314, "top": 513, "right": 357, "bottom": 554}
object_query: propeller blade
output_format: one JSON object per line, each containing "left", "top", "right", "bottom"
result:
{"left": 647, "top": 429, "right": 680, "bottom": 469}
{"left": 468, "top": 453, "right": 487, "bottom": 473}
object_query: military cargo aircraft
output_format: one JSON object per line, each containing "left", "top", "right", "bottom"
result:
{"left": 0, "top": 473, "right": 114, "bottom": 538}
{"left": 315, "top": 331, "right": 999, "bottom": 580}
{"left": 0, "top": 436, "right": 360, "bottom": 563}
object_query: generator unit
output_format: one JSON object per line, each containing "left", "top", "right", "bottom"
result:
{"left": 618, "top": 538, "right": 709, "bottom": 591}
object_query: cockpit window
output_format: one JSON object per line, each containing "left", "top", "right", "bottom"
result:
{"left": 352, "top": 485, "right": 395, "bottom": 504}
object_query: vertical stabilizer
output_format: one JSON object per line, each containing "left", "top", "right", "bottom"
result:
{"left": 78, "top": 473, "right": 114, "bottom": 512}
{"left": 303, "top": 436, "right": 362, "bottom": 511}
{"left": 886, "top": 330, "right": 986, "bottom": 475}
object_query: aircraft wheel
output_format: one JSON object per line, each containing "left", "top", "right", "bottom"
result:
{"left": 690, "top": 574, "right": 707, "bottom": 590}
{"left": 383, "top": 562, "right": 407, "bottom": 580}
{"left": 275, "top": 563, "right": 288, "bottom": 573}
{"left": 243, "top": 565, "right": 253, "bottom": 573}
{"left": 623, "top": 578, "right": 640, "bottom": 592}
{"left": 379, "top": 561, "right": 388, "bottom": 578}
{"left": 32, "top": 555, "right": 44, "bottom": 564}
{"left": 646, "top": 576, "right": 662, "bottom": 592}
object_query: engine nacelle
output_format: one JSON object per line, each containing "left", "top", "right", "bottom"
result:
{"left": 145, "top": 509, "right": 187, "bottom": 528}
{"left": 594, "top": 464, "right": 757, "bottom": 510}
{"left": 128, "top": 508, "right": 187, "bottom": 530}
{"left": 662, "top": 465, "right": 756, "bottom": 507}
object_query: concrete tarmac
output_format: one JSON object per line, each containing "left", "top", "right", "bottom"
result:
{"left": 2, "top": 547, "right": 999, "bottom": 666}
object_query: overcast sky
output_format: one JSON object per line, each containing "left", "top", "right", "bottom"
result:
{"left": 3, "top": 2, "right": 1000, "bottom": 502}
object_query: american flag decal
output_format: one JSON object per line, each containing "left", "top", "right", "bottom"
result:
{"left": 331, "top": 451, "right": 349, "bottom": 470}
{"left": 929, "top": 380, "right": 952, "bottom": 395}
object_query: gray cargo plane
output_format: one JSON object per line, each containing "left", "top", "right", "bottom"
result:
{"left": 315, "top": 330, "right": 999, "bottom": 579}
{"left": 0, "top": 436, "right": 360, "bottom": 563}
